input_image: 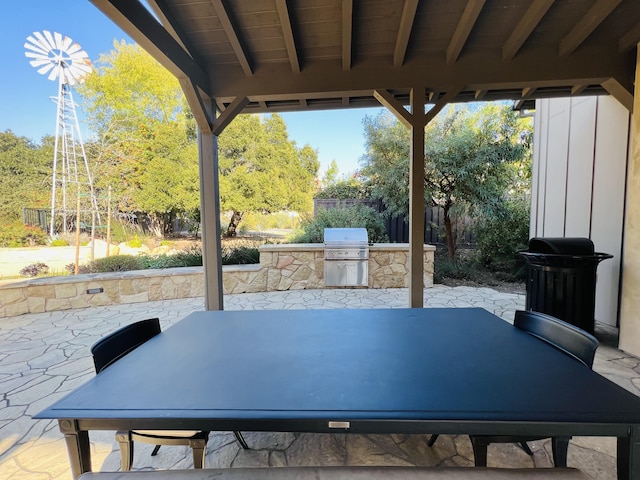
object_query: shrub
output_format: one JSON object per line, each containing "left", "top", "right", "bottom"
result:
{"left": 49, "top": 238, "right": 69, "bottom": 247}
{"left": 0, "top": 223, "right": 48, "bottom": 247}
{"left": 475, "top": 198, "right": 530, "bottom": 279}
{"left": 82, "top": 255, "right": 143, "bottom": 273}
{"left": 290, "top": 206, "right": 388, "bottom": 243}
{"left": 127, "top": 235, "right": 143, "bottom": 248}
{"left": 222, "top": 245, "right": 260, "bottom": 264}
{"left": 19, "top": 262, "right": 49, "bottom": 277}
{"left": 315, "top": 179, "right": 371, "bottom": 199}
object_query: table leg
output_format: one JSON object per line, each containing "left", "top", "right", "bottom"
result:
{"left": 58, "top": 419, "right": 91, "bottom": 479}
{"left": 618, "top": 425, "right": 640, "bottom": 480}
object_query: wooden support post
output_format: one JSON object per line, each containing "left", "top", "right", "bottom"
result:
{"left": 409, "top": 88, "right": 426, "bottom": 308}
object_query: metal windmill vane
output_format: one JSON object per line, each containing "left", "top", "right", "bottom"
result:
{"left": 24, "top": 30, "right": 98, "bottom": 237}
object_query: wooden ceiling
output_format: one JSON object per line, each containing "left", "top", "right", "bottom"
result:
{"left": 91, "top": 0, "right": 640, "bottom": 120}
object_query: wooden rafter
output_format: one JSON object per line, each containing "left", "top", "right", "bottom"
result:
{"left": 212, "top": 96, "right": 250, "bottom": 136}
{"left": 446, "top": 0, "right": 486, "bottom": 64}
{"left": 342, "top": 0, "right": 353, "bottom": 71}
{"left": 571, "top": 84, "right": 589, "bottom": 95}
{"left": 393, "top": 0, "right": 419, "bottom": 67}
{"left": 374, "top": 89, "right": 412, "bottom": 127}
{"left": 474, "top": 90, "right": 487, "bottom": 100}
{"left": 502, "top": 0, "right": 555, "bottom": 61}
{"left": 522, "top": 87, "right": 536, "bottom": 98}
{"left": 601, "top": 77, "right": 634, "bottom": 112}
{"left": 276, "top": 0, "right": 301, "bottom": 73}
{"left": 426, "top": 86, "right": 463, "bottom": 123}
{"left": 559, "top": 0, "right": 623, "bottom": 56}
{"left": 179, "top": 77, "right": 213, "bottom": 132}
{"left": 146, "top": 0, "right": 196, "bottom": 58}
{"left": 211, "top": 0, "right": 253, "bottom": 76}
{"left": 619, "top": 22, "right": 640, "bottom": 52}
{"left": 89, "top": 0, "right": 211, "bottom": 95}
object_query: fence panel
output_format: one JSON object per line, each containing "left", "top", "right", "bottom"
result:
{"left": 22, "top": 208, "right": 49, "bottom": 232}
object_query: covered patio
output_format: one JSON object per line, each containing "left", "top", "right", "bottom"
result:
{"left": 0, "top": 287, "right": 632, "bottom": 480}
{"left": 89, "top": 0, "right": 640, "bottom": 355}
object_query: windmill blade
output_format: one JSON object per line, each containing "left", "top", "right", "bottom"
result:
{"left": 25, "top": 51, "right": 50, "bottom": 61}
{"left": 29, "top": 59, "right": 52, "bottom": 68}
{"left": 37, "top": 63, "right": 56, "bottom": 76}
{"left": 54, "top": 32, "right": 64, "bottom": 50}
{"left": 24, "top": 39, "right": 50, "bottom": 56}
{"left": 67, "top": 42, "right": 82, "bottom": 55}
{"left": 33, "top": 31, "right": 53, "bottom": 51}
{"left": 43, "top": 31, "right": 57, "bottom": 50}
{"left": 47, "top": 66, "right": 60, "bottom": 81}
{"left": 61, "top": 35, "right": 73, "bottom": 51}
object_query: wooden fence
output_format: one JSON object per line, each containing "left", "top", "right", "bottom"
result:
{"left": 313, "top": 199, "right": 477, "bottom": 245}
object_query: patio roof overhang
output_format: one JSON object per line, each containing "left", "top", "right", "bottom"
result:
{"left": 89, "top": 0, "right": 640, "bottom": 313}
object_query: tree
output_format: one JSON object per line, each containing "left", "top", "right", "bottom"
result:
{"left": 322, "top": 159, "right": 339, "bottom": 186}
{"left": 78, "top": 41, "right": 199, "bottom": 236}
{"left": 0, "top": 131, "right": 52, "bottom": 224}
{"left": 361, "top": 103, "right": 532, "bottom": 259}
{"left": 218, "top": 113, "right": 319, "bottom": 236}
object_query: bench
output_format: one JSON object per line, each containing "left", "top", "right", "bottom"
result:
{"left": 78, "top": 466, "right": 590, "bottom": 479}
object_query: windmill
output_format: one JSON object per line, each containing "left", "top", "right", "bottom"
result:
{"left": 24, "top": 31, "right": 98, "bottom": 237}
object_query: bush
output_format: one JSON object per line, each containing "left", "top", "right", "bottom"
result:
{"left": 127, "top": 235, "right": 143, "bottom": 248}
{"left": 475, "top": 198, "right": 530, "bottom": 279}
{"left": 82, "top": 255, "right": 143, "bottom": 273}
{"left": 19, "top": 262, "right": 49, "bottom": 277}
{"left": 222, "top": 245, "right": 260, "bottom": 264}
{"left": 290, "top": 206, "right": 388, "bottom": 243}
{"left": 0, "top": 223, "right": 48, "bottom": 247}
{"left": 315, "top": 179, "right": 371, "bottom": 199}
{"left": 49, "top": 238, "right": 69, "bottom": 247}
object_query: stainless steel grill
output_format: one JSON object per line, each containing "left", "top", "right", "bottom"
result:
{"left": 323, "top": 228, "right": 369, "bottom": 287}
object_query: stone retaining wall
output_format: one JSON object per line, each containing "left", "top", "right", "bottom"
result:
{"left": 0, "top": 243, "right": 435, "bottom": 318}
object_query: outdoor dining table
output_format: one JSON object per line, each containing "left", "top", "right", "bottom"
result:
{"left": 35, "top": 307, "right": 640, "bottom": 479}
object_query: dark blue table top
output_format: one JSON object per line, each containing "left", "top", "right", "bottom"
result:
{"left": 35, "top": 308, "right": 640, "bottom": 428}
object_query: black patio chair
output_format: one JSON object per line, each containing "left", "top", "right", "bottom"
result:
{"left": 427, "top": 310, "right": 599, "bottom": 467}
{"left": 91, "top": 318, "right": 249, "bottom": 471}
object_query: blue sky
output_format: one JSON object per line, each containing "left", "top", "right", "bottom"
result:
{"left": 0, "top": 1, "right": 383, "bottom": 177}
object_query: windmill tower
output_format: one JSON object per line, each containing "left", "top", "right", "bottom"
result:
{"left": 24, "top": 31, "right": 98, "bottom": 237}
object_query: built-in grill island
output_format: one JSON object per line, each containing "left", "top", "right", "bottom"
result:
{"left": 323, "top": 228, "right": 369, "bottom": 287}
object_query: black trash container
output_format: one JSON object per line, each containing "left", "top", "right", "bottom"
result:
{"left": 519, "top": 237, "right": 612, "bottom": 334}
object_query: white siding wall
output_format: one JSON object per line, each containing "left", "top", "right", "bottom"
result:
{"left": 531, "top": 96, "right": 629, "bottom": 327}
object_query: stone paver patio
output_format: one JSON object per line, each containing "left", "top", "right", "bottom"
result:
{"left": 0, "top": 286, "right": 636, "bottom": 480}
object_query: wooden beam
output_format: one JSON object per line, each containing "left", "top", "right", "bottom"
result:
{"left": 601, "top": 78, "right": 634, "bottom": 112}
{"left": 522, "top": 87, "right": 536, "bottom": 98}
{"left": 179, "top": 77, "right": 213, "bottom": 132}
{"left": 342, "top": 0, "right": 353, "bottom": 71}
{"left": 429, "top": 90, "right": 440, "bottom": 102}
{"left": 373, "top": 90, "right": 412, "bottom": 128}
{"left": 146, "top": 0, "right": 196, "bottom": 57}
{"left": 393, "top": 0, "right": 419, "bottom": 67}
{"left": 408, "top": 87, "right": 426, "bottom": 308}
{"left": 90, "top": 0, "right": 211, "bottom": 95}
{"left": 299, "top": 98, "right": 308, "bottom": 108}
{"left": 502, "top": 0, "right": 555, "bottom": 61}
{"left": 474, "top": 89, "right": 487, "bottom": 100}
{"left": 342, "top": 96, "right": 350, "bottom": 106}
{"left": 276, "top": 0, "right": 301, "bottom": 73}
{"left": 559, "top": 0, "right": 622, "bottom": 56}
{"left": 619, "top": 23, "right": 640, "bottom": 53}
{"left": 425, "top": 86, "right": 463, "bottom": 124}
{"left": 446, "top": 0, "right": 486, "bottom": 64}
{"left": 211, "top": 0, "right": 253, "bottom": 76}
{"left": 514, "top": 99, "right": 527, "bottom": 110}
{"left": 571, "top": 84, "right": 589, "bottom": 95}
{"left": 212, "top": 96, "right": 250, "bottom": 135}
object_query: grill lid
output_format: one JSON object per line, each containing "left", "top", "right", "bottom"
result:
{"left": 323, "top": 228, "right": 368, "bottom": 246}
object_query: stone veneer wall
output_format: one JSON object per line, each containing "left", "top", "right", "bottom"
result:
{"left": 0, "top": 243, "right": 435, "bottom": 318}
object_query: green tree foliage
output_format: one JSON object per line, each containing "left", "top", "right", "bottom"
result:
{"left": 361, "top": 103, "right": 532, "bottom": 258}
{"left": 78, "top": 42, "right": 199, "bottom": 237}
{"left": 322, "top": 159, "right": 339, "bottom": 186}
{"left": 218, "top": 113, "right": 319, "bottom": 236}
{"left": 0, "top": 131, "right": 52, "bottom": 224}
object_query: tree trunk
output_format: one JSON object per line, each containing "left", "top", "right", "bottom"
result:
{"left": 225, "top": 211, "right": 243, "bottom": 237}
{"left": 443, "top": 205, "right": 456, "bottom": 260}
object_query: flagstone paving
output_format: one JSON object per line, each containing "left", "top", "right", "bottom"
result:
{"left": 0, "top": 286, "right": 635, "bottom": 479}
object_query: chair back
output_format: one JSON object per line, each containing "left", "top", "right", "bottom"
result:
{"left": 91, "top": 318, "right": 161, "bottom": 373}
{"left": 514, "top": 310, "right": 598, "bottom": 368}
